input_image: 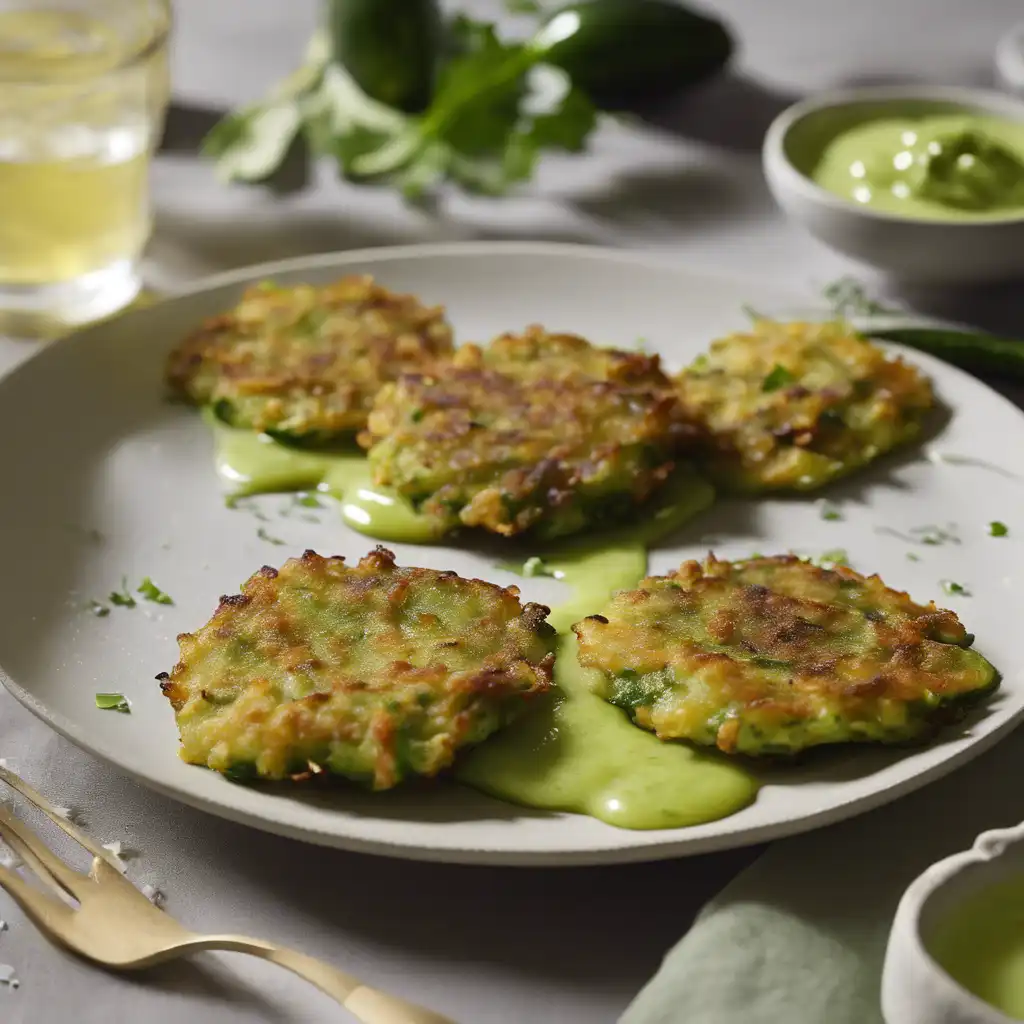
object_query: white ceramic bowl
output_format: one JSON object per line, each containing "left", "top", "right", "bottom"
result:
{"left": 762, "top": 85, "right": 1024, "bottom": 284}
{"left": 882, "top": 822, "right": 1024, "bottom": 1024}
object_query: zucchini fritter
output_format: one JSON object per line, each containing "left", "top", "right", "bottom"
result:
{"left": 359, "top": 326, "right": 693, "bottom": 539}
{"left": 574, "top": 555, "right": 998, "bottom": 756}
{"left": 166, "top": 275, "right": 453, "bottom": 440}
{"left": 674, "top": 320, "right": 934, "bottom": 491}
{"left": 159, "top": 547, "right": 555, "bottom": 789}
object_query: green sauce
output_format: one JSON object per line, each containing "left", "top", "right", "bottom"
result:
{"left": 207, "top": 411, "right": 443, "bottom": 544}
{"left": 208, "top": 416, "right": 759, "bottom": 830}
{"left": 930, "top": 876, "right": 1024, "bottom": 1019}
{"left": 813, "top": 115, "right": 1024, "bottom": 220}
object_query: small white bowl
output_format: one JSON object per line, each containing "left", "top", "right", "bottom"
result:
{"left": 762, "top": 85, "right": 1024, "bottom": 284}
{"left": 882, "top": 822, "right": 1024, "bottom": 1024}
{"left": 996, "top": 22, "right": 1024, "bottom": 96}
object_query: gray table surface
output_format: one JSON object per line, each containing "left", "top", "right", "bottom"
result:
{"left": 1, "top": 2, "right": 1023, "bottom": 1021}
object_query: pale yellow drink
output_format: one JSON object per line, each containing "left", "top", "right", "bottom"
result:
{"left": 0, "top": 3, "right": 170, "bottom": 331}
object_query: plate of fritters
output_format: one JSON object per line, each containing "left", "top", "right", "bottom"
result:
{"left": 0, "top": 242, "right": 1018, "bottom": 865}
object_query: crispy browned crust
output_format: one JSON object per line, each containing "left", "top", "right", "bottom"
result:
{"left": 166, "top": 275, "right": 453, "bottom": 438}
{"left": 360, "top": 326, "right": 697, "bottom": 538}
{"left": 160, "top": 547, "right": 555, "bottom": 788}
{"left": 674, "top": 321, "right": 934, "bottom": 491}
{"left": 574, "top": 554, "right": 997, "bottom": 755}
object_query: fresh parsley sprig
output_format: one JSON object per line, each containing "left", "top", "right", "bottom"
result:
{"left": 204, "top": 21, "right": 596, "bottom": 200}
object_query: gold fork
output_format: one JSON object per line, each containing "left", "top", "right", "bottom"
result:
{"left": 0, "top": 765, "right": 455, "bottom": 1024}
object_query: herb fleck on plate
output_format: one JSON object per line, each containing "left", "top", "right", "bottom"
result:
{"left": 95, "top": 693, "right": 131, "bottom": 713}
{"left": 138, "top": 577, "right": 174, "bottom": 605}
{"left": 108, "top": 577, "right": 136, "bottom": 608}
{"left": 941, "top": 580, "right": 971, "bottom": 597}
{"left": 990, "top": 521, "right": 1009, "bottom": 537}
{"left": 817, "top": 500, "right": 843, "bottom": 522}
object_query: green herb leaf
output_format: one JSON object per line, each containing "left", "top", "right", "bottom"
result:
{"left": 762, "top": 364, "right": 795, "bottom": 392}
{"left": 823, "top": 277, "right": 899, "bottom": 319}
{"left": 906, "top": 552, "right": 921, "bottom": 562}
{"left": 204, "top": 20, "right": 596, "bottom": 201}
{"left": 814, "top": 548, "right": 849, "bottom": 568}
{"left": 137, "top": 577, "right": 174, "bottom": 605}
{"left": 88, "top": 600, "right": 110, "bottom": 618}
{"left": 941, "top": 579, "right": 971, "bottom": 596}
{"left": 257, "top": 527, "right": 286, "bottom": 546}
{"left": 989, "top": 520, "right": 1009, "bottom": 537}
{"left": 109, "top": 578, "right": 136, "bottom": 608}
{"left": 95, "top": 693, "right": 131, "bottom": 713}
{"left": 295, "top": 493, "right": 324, "bottom": 509}
{"left": 204, "top": 32, "right": 329, "bottom": 184}
{"left": 817, "top": 500, "right": 843, "bottom": 522}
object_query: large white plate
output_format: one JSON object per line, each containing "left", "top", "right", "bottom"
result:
{"left": 0, "top": 242, "right": 1021, "bottom": 866}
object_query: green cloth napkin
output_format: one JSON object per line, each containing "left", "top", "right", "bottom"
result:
{"left": 620, "top": 730, "right": 1024, "bottom": 1024}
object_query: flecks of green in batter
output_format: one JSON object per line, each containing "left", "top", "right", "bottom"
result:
{"left": 205, "top": 413, "right": 759, "bottom": 830}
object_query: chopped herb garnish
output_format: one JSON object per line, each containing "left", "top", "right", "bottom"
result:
{"left": 108, "top": 578, "right": 136, "bottom": 608}
{"left": 95, "top": 693, "right": 130, "bottom": 713}
{"left": 906, "top": 552, "right": 921, "bottom": 562}
{"left": 876, "top": 523, "right": 959, "bottom": 547}
{"left": 817, "top": 500, "right": 843, "bottom": 522}
{"left": 137, "top": 577, "right": 174, "bottom": 605}
{"left": 498, "top": 555, "right": 562, "bottom": 579}
{"left": 941, "top": 580, "right": 970, "bottom": 597}
{"left": 989, "top": 521, "right": 1009, "bottom": 537}
{"left": 915, "top": 524, "right": 959, "bottom": 546}
{"left": 815, "top": 548, "right": 849, "bottom": 568}
{"left": 762, "top": 364, "right": 795, "bottom": 392}
{"left": 88, "top": 600, "right": 110, "bottom": 617}
{"left": 505, "top": 0, "right": 541, "bottom": 11}
{"left": 228, "top": 496, "right": 270, "bottom": 521}
{"left": 295, "top": 493, "right": 323, "bottom": 508}
{"left": 822, "top": 277, "right": 899, "bottom": 319}
{"left": 257, "top": 526, "right": 286, "bottom": 546}
{"left": 741, "top": 303, "right": 768, "bottom": 322}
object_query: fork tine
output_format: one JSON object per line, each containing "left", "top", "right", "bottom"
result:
{"left": 0, "top": 806, "right": 88, "bottom": 902}
{"left": 0, "top": 765, "right": 118, "bottom": 869}
{"left": 0, "top": 860, "right": 73, "bottom": 934}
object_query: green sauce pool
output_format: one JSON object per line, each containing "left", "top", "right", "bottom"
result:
{"left": 930, "top": 876, "right": 1024, "bottom": 1019}
{"left": 208, "top": 415, "right": 759, "bottom": 830}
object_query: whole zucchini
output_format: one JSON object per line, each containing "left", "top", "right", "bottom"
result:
{"left": 327, "top": 0, "right": 442, "bottom": 114}
{"left": 538, "top": 0, "right": 733, "bottom": 109}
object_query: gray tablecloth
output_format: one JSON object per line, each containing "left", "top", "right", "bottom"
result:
{"left": 1, "top": 1, "right": 1023, "bottom": 1021}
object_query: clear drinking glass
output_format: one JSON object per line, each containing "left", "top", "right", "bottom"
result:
{"left": 0, "top": 0, "right": 170, "bottom": 336}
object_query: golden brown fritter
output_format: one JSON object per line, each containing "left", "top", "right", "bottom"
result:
{"left": 574, "top": 554, "right": 997, "bottom": 756}
{"left": 166, "top": 275, "right": 453, "bottom": 440}
{"left": 159, "top": 547, "right": 555, "bottom": 789}
{"left": 674, "top": 320, "right": 934, "bottom": 491}
{"left": 359, "top": 326, "right": 695, "bottom": 539}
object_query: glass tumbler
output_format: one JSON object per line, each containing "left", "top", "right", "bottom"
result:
{"left": 0, "top": 0, "right": 170, "bottom": 336}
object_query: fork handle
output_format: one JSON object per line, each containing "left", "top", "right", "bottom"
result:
{"left": 192, "top": 935, "right": 456, "bottom": 1024}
